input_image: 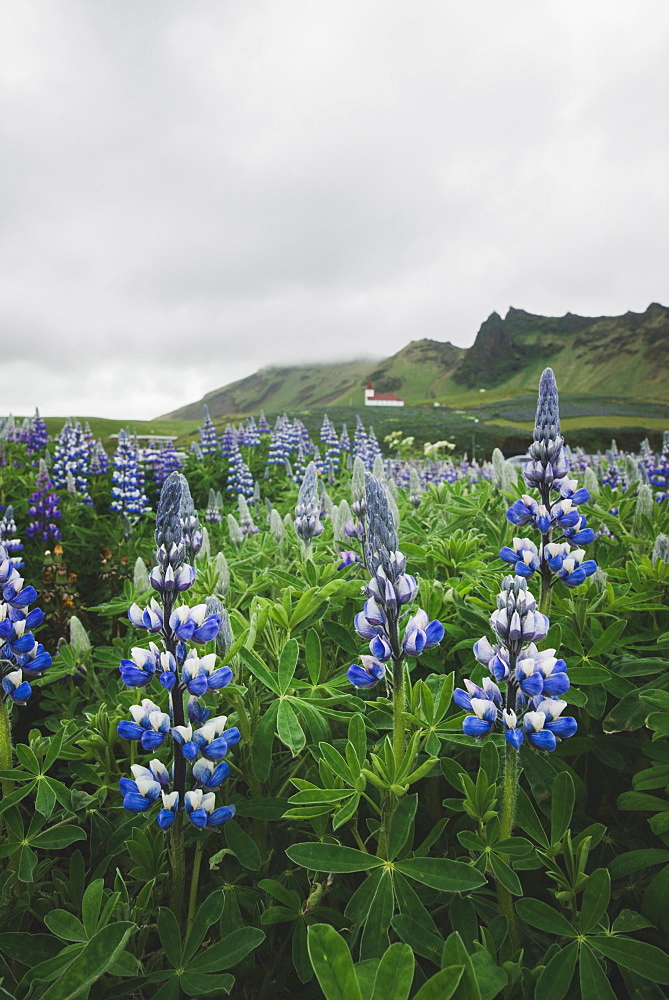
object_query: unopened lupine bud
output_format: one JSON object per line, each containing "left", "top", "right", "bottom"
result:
{"left": 583, "top": 466, "right": 599, "bottom": 495}
{"left": 270, "top": 508, "right": 285, "bottom": 543}
{"left": 652, "top": 533, "right": 669, "bottom": 565}
{"left": 215, "top": 552, "right": 230, "bottom": 595}
{"left": 634, "top": 484, "right": 653, "bottom": 536}
{"left": 69, "top": 616, "right": 91, "bottom": 657}
{"left": 134, "top": 557, "right": 150, "bottom": 592}
{"left": 227, "top": 514, "right": 243, "bottom": 548}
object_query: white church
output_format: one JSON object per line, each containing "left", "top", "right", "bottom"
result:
{"left": 364, "top": 380, "right": 405, "bottom": 407}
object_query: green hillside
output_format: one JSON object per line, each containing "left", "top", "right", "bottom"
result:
{"left": 160, "top": 302, "right": 669, "bottom": 421}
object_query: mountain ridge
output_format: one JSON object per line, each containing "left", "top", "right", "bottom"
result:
{"left": 159, "top": 302, "right": 669, "bottom": 419}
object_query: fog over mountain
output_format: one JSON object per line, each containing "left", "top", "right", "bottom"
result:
{"left": 2, "top": 1, "right": 668, "bottom": 418}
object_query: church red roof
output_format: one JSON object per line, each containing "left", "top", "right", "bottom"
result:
{"left": 369, "top": 391, "right": 403, "bottom": 401}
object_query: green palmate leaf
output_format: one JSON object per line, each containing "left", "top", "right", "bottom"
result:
{"left": 580, "top": 868, "right": 611, "bottom": 933}
{"left": 225, "top": 820, "right": 262, "bottom": 870}
{"left": 44, "top": 910, "right": 88, "bottom": 943}
{"left": 277, "top": 699, "right": 306, "bottom": 755}
{"left": 469, "top": 951, "right": 508, "bottom": 1000}
{"left": 489, "top": 853, "right": 522, "bottom": 896}
{"left": 514, "top": 787, "right": 549, "bottom": 847}
{"left": 515, "top": 899, "right": 577, "bottom": 937}
{"left": 579, "top": 944, "right": 618, "bottom": 1000}
{"left": 43, "top": 725, "right": 65, "bottom": 771}
{"left": 238, "top": 646, "right": 280, "bottom": 695}
{"left": 35, "top": 777, "right": 57, "bottom": 818}
{"left": 332, "top": 793, "right": 361, "bottom": 831}
{"left": 348, "top": 714, "right": 367, "bottom": 770}
{"left": 251, "top": 701, "right": 279, "bottom": 782}
{"left": 287, "top": 843, "right": 384, "bottom": 873}
{"left": 619, "top": 967, "right": 668, "bottom": 1000}
{"left": 440, "top": 933, "right": 481, "bottom": 1000}
{"left": 188, "top": 927, "right": 265, "bottom": 973}
{"left": 318, "top": 742, "right": 355, "bottom": 784}
{"left": 387, "top": 793, "right": 417, "bottom": 861}
{"left": 18, "top": 845, "right": 37, "bottom": 882}
{"left": 15, "top": 743, "right": 40, "bottom": 774}
{"left": 608, "top": 849, "right": 669, "bottom": 879}
{"left": 305, "top": 628, "right": 322, "bottom": 686}
{"left": 394, "top": 858, "right": 486, "bottom": 893}
{"left": 181, "top": 971, "right": 235, "bottom": 996}
{"left": 81, "top": 879, "right": 105, "bottom": 938}
{"left": 370, "top": 943, "right": 414, "bottom": 1000}
{"left": 289, "top": 788, "right": 354, "bottom": 805}
{"left": 587, "top": 619, "right": 627, "bottom": 658}
{"left": 0, "top": 781, "right": 35, "bottom": 815}
{"left": 278, "top": 637, "right": 299, "bottom": 693}
{"left": 550, "top": 770, "right": 575, "bottom": 845}
{"left": 360, "top": 870, "right": 394, "bottom": 961}
{"left": 413, "top": 967, "right": 464, "bottom": 1000}
{"left": 390, "top": 914, "right": 443, "bottom": 965}
{"left": 39, "top": 922, "right": 135, "bottom": 1000}
{"left": 30, "top": 827, "right": 87, "bottom": 850}
{"left": 307, "top": 923, "right": 362, "bottom": 1000}
{"left": 346, "top": 869, "right": 385, "bottom": 925}
{"left": 589, "top": 935, "right": 669, "bottom": 984}
{"left": 157, "top": 908, "right": 183, "bottom": 967}
{"left": 0, "top": 932, "right": 62, "bottom": 965}
{"left": 534, "top": 939, "right": 578, "bottom": 1000}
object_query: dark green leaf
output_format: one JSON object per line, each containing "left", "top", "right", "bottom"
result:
{"left": 388, "top": 793, "right": 417, "bottom": 861}
{"left": 278, "top": 637, "right": 299, "bottom": 694}
{"left": 157, "top": 908, "right": 182, "bottom": 967}
{"left": 251, "top": 701, "right": 278, "bottom": 782}
{"left": 389, "top": 914, "right": 443, "bottom": 965}
{"left": 307, "top": 923, "right": 362, "bottom": 1000}
{"left": 489, "top": 854, "right": 522, "bottom": 896}
{"left": 535, "top": 940, "right": 578, "bottom": 1000}
{"left": 360, "top": 870, "right": 394, "bottom": 960}
{"left": 30, "top": 827, "right": 87, "bottom": 850}
{"left": 515, "top": 899, "right": 577, "bottom": 937}
{"left": 550, "top": 771, "right": 575, "bottom": 846}
{"left": 413, "top": 967, "right": 465, "bottom": 1000}
{"left": 589, "top": 935, "right": 669, "bottom": 984}
{"left": 0, "top": 932, "right": 62, "bottom": 965}
{"left": 580, "top": 944, "right": 617, "bottom": 1000}
{"left": 38, "top": 921, "right": 135, "bottom": 1000}
{"left": 189, "top": 926, "right": 265, "bottom": 973}
{"left": 370, "top": 942, "right": 414, "bottom": 1000}
{"left": 394, "top": 857, "right": 485, "bottom": 893}
{"left": 225, "top": 820, "right": 262, "bottom": 870}
{"left": 44, "top": 910, "right": 88, "bottom": 943}
{"left": 277, "top": 699, "right": 306, "bottom": 755}
{"left": 580, "top": 869, "right": 611, "bottom": 933}
{"left": 183, "top": 889, "right": 226, "bottom": 964}
{"left": 286, "top": 843, "right": 384, "bottom": 873}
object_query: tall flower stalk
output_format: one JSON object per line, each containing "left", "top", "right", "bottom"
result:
{"left": 117, "top": 473, "right": 237, "bottom": 919}
{"left": 503, "top": 368, "right": 597, "bottom": 615}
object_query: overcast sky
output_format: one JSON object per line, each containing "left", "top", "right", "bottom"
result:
{"left": 2, "top": 1, "right": 668, "bottom": 420}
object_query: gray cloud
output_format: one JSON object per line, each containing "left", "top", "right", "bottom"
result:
{"left": 1, "top": 0, "right": 668, "bottom": 417}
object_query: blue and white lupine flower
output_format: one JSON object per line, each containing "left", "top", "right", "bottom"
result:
{"left": 117, "top": 700, "right": 171, "bottom": 750}
{"left": 117, "top": 472, "right": 239, "bottom": 832}
{"left": 347, "top": 473, "right": 443, "bottom": 691}
{"left": 184, "top": 789, "right": 236, "bottom": 829}
{"left": 347, "top": 655, "right": 387, "bottom": 688}
{"left": 0, "top": 543, "right": 51, "bottom": 707}
{"left": 294, "top": 461, "right": 323, "bottom": 551}
{"left": 192, "top": 757, "right": 231, "bottom": 789}
{"left": 454, "top": 575, "right": 577, "bottom": 752}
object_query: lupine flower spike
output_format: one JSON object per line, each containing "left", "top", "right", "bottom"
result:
{"left": 454, "top": 575, "right": 577, "bottom": 751}
{"left": 117, "top": 472, "right": 237, "bottom": 837}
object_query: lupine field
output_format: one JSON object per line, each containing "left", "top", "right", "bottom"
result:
{"left": 0, "top": 372, "right": 669, "bottom": 1000}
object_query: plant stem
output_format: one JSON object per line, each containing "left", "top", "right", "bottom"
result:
{"left": 497, "top": 743, "right": 520, "bottom": 954}
{"left": 392, "top": 656, "right": 405, "bottom": 772}
{"left": 169, "top": 810, "right": 185, "bottom": 919}
{"left": 186, "top": 839, "right": 204, "bottom": 937}
{"left": 0, "top": 700, "right": 13, "bottom": 799}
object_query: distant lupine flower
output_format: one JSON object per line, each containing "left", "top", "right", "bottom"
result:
{"left": 270, "top": 508, "right": 285, "bottom": 543}
{"left": 294, "top": 461, "right": 323, "bottom": 550}
{"left": 154, "top": 441, "right": 182, "bottom": 490}
{"left": 110, "top": 430, "right": 151, "bottom": 519}
{"left": 226, "top": 443, "right": 255, "bottom": 500}
{"left": 408, "top": 467, "right": 422, "bottom": 508}
{"left": 26, "top": 408, "right": 48, "bottom": 453}
{"left": 453, "top": 575, "right": 577, "bottom": 751}
{"left": 199, "top": 405, "right": 218, "bottom": 456}
{"left": 51, "top": 420, "right": 92, "bottom": 503}
{"left": 337, "top": 550, "right": 359, "bottom": 569}
{"left": 205, "top": 488, "right": 222, "bottom": 524}
{"left": 353, "top": 416, "right": 370, "bottom": 468}
{"left": 0, "top": 543, "right": 52, "bottom": 706}
{"left": 257, "top": 410, "right": 270, "bottom": 435}
{"left": 237, "top": 495, "right": 259, "bottom": 536}
{"left": 89, "top": 442, "right": 110, "bottom": 475}
{"left": 347, "top": 473, "right": 444, "bottom": 688}
{"left": 0, "top": 506, "right": 24, "bottom": 569}
{"left": 652, "top": 533, "right": 669, "bottom": 565}
{"left": 118, "top": 471, "right": 236, "bottom": 831}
